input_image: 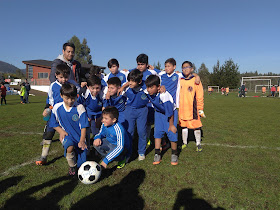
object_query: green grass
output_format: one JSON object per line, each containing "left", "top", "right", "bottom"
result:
{"left": 0, "top": 93, "right": 279, "bottom": 209}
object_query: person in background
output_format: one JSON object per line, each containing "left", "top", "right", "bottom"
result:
{"left": 25, "top": 79, "right": 31, "bottom": 103}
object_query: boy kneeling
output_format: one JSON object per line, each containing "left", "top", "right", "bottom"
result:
{"left": 93, "top": 106, "right": 132, "bottom": 169}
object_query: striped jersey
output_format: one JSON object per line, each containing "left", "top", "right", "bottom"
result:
{"left": 103, "top": 71, "right": 127, "bottom": 86}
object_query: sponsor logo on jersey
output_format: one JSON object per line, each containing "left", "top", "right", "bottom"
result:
{"left": 172, "top": 75, "right": 177, "bottom": 81}
{"left": 72, "top": 114, "right": 79, "bottom": 121}
{"left": 188, "top": 86, "right": 193, "bottom": 92}
{"left": 118, "top": 76, "right": 124, "bottom": 82}
{"left": 98, "top": 101, "right": 102, "bottom": 106}
{"left": 119, "top": 98, "right": 123, "bottom": 104}
{"left": 141, "top": 93, "right": 147, "bottom": 100}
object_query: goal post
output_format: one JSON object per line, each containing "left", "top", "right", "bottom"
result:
{"left": 208, "top": 86, "right": 219, "bottom": 93}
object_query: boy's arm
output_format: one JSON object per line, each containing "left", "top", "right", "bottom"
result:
{"left": 195, "top": 81, "right": 205, "bottom": 117}
{"left": 94, "top": 124, "right": 105, "bottom": 140}
{"left": 192, "top": 73, "right": 201, "bottom": 85}
{"left": 168, "top": 115, "right": 177, "bottom": 134}
{"left": 53, "top": 126, "right": 68, "bottom": 143}
{"left": 176, "top": 79, "right": 181, "bottom": 108}
{"left": 78, "top": 128, "right": 87, "bottom": 150}
{"left": 118, "top": 82, "right": 129, "bottom": 95}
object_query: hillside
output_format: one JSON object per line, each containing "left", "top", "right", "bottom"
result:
{"left": 0, "top": 61, "right": 25, "bottom": 74}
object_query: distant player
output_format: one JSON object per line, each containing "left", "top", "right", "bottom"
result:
{"left": 49, "top": 83, "right": 89, "bottom": 176}
{"left": 225, "top": 87, "right": 229, "bottom": 96}
{"left": 262, "top": 86, "right": 266, "bottom": 95}
{"left": 176, "top": 61, "right": 205, "bottom": 152}
{"left": 93, "top": 106, "right": 132, "bottom": 169}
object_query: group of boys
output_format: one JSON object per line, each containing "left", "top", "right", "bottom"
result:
{"left": 35, "top": 42, "right": 206, "bottom": 177}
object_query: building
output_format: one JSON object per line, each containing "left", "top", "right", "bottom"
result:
{"left": 22, "top": 59, "right": 105, "bottom": 85}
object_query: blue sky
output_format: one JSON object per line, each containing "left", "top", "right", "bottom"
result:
{"left": 0, "top": 0, "right": 279, "bottom": 74}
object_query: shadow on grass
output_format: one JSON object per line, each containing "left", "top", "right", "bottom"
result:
{"left": 45, "top": 155, "right": 64, "bottom": 166}
{"left": 0, "top": 176, "right": 24, "bottom": 194}
{"left": 173, "top": 188, "right": 225, "bottom": 210}
{"left": 71, "top": 169, "right": 145, "bottom": 210}
{"left": 4, "top": 176, "right": 78, "bottom": 210}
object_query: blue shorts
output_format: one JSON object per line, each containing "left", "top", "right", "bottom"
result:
{"left": 62, "top": 135, "right": 87, "bottom": 168}
{"left": 154, "top": 110, "right": 178, "bottom": 142}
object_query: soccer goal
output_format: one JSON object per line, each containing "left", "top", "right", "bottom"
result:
{"left": 208, "top": 86, "right": 219, "bottom": 93}
{"left": 255, "top": 85, "right": 271, "bottom": 93}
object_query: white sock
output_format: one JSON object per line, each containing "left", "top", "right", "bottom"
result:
{"left": 41, "top": 140, "right": 52, "bottom": 158}
{"left": 182, "top": 128, "right": 188, "bottom": 145}
{"left": 194, "top": 130, "right": 201, "bottom": 146}
{"left": 66, "top": 152, "right": 77, "bottom": 167}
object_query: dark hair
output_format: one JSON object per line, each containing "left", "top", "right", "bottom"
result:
{"left": 107, "top": 77, "right": 121, "bottom": 87}
{"left": 102, "top": 106, "right": 119, "bottom": 120}
{"left": 107, "top": 58, "right": 119, "bottom": 68}
{"left": 89, "top": 66, "right": 102, "bottom": 77}
{"left": 87, "top": 75, "right": 101, "bottom": 87}
{"left": 136, "top": 54, "right": 148, "bottom": 64}
{"left": 182, "top": 61, "right": 193, "bottom": 68}
{"left": 165, "top": 58, "right": 176, "bottom": 66}
{"left": 145, "top": 75, "right": 160, "bottom": 88}
{"left": 60, "top": 83, "right": 77, "bottom": 98}
{"left": 63, "top": 42, "right": 75, "bottom": 52}
{"left": 127, "top": 69, "right": 143, "bottom": 83}
{"left": 55, "top": 64, "right": 70, "bottom": 77}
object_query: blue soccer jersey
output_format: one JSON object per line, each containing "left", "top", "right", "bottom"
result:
{"left": 103, "top": 72, "right": 127, "bottom": 85}
{"left": 159, "top": 71, "right": 182, "bottom": 103}
{"left": 94, "top": 122, "right": 132, "bottom": 165}
{"left": 46, "top": 80, "right": 80, "bottom": 106}
{"left": 49, "top": 102, "right": 89, "bottom": 142}
{"left": 77, "top": 88, "right": 103, "bottom": 119}
{"left": 129, "top": 68, "right": 158, "bottom": 89}
{"left": 103, "top": 94, "right": 127, "bottom": 112}
{"left": 124, "top": 85, "right": 149, "bottom": 109}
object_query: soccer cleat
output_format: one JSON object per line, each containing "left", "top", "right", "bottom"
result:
{"left": 68, "top": 166, "right": 77, "bottom": 176}
{"left": 171, "top": 154, "right": 178, "bottom": 166}
{"left": 153, "top": 154, "right": 161, "bottom": 165}
{"left": 181, "top": 144, "right": 187, "bottom": 150}
{"left": 117, "top": 157, "right": 126, "bottom": 169}
{"left": 138, "top": 154, "right": 145, "bottom": 161}
{"left": 196, "top": 144, "right": 202, "bottom": 152}
{"left": 35, "top": 157, "right": 47, "bottom": 165}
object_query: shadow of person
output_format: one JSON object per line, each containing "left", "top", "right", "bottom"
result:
{"left": 71, "top": 169, "right": 146, "bottom": 210}
{"left": 0, "top": 176, "right": 24, "bottom": 194}
{"left": 4, "top": 176, "right": 78, "bottom": 210}
{"left": 173, "top": 188, "right": 225, "bottom": 210}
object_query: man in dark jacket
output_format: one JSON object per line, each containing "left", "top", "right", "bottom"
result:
{"left": 49, "top": 43, "right": 87, "bottom": 85}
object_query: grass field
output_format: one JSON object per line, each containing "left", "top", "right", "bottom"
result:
{"left": 0, "top": 93, "right": 279, "bottom": 209}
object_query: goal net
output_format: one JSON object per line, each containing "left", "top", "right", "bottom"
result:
{"left": 207, "top": 86, "right": 219, "bottom": 93}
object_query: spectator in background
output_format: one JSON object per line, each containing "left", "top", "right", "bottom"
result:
{"left": 240, "top": 83, "right": 246, "bottom": 97}
{"left": 19, "top": 83, "right": 26, "bottom": 104}
{"left": 271, "top": 85, "right": 276, "bottom": 97}
{"left": 49, "top": 42, "right": 87, "bottom": 87}
{"left": 0, "top": 82, "right": 7, "bottom": 105}
{"left": 25, "top": 79, "right": 31, "bottom": 103}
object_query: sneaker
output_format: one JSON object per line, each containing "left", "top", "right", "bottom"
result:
{"left": 153, "top": 154, "right": 161, "bottom": 165}
{"left": 138, "top": 154, "right": 145, "bottom": 161}
{"left": 117, "top": 157, "right": 126, "bottom": 169}
{"left": 171, "top": 154, "right": 178, "bottom": 166}
{"left": 196, "top": 144, "right": 202, "bottom": 152}
{"left": 35, "top": 157, "right": 47, "bottom": 165}
{"left": 181, "top": 144, "right": 187, "bottom": 150}
{"left": 68, "top": 166, "right": 77, "bottom": 176}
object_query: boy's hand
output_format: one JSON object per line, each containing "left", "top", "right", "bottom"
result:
{"left": 78, "top": 140, "right": 87, "bottom": 150}
{"left": 199, "top": 110, "right": 206, "bottom": 118}
{"left": 194, "top": 74, "right": 201, "bottom": 85}
{"left": 81, "top": 82, "right": 87, "bottom": 88}
{"left": 93, "top": 138, "right": 102, "bottom": 147}
{"left": 105, "top": 91, "right": 111, "bottom": 100}
{"left": 159, "top": 85, "right": 166, "bottom": 93}
{"left": 100, "top": 161, "right": 107, "bottom": 168}
{"left": 148, "top": 65, "right": 154, "bottom": 70}
{"left": 168, "top": 125, "right": 177, "bottom": 134}
{"left": 117, "top": 86, "right": 124, "bottom": 96}
{"left": 42, "top": 108, "right": 49, "bottom": 117}
{"left": 122, "top": 69, "right": 129, "bottom": 72}
{"left": 59, "top": 130, "right": 68, "bottom": 143}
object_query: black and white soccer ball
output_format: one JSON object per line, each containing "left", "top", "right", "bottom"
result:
{"left": 78, "top": 161, "right": 102, "bottom": 184}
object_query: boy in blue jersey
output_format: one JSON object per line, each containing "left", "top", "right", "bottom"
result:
{"left": 123, "top": 69, "right": 149, "bottom": 160}
{"left": 145, "top": 75, "right": 178, "bottom": 165}
{"left": 103, "top": 77, "right": 127, "bottom": 129}
{"left": 77, "top": 75, "right": 104, "bottom": 140}
{"left": 49, "top": 83, "right": 89, "bottom": 176}
{"left": 93, "top": 106, "right": 132, "bottom": 169}
{"left": 36, "top": 64, "right": 80, "bottom": 165}
{"left": 103, "top": 58, "right": 127, "bottom": 86}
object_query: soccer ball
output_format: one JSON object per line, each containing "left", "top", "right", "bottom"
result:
{"left": 78, "top": 161, "right": 102, "bottom": 184}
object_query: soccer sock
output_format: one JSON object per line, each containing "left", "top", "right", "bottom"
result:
{"left": 155, "top": 149, "right": 161, "bottom": 155}
{"left": 172, "top": 149, "right": 178, "bottom": 156}
{"left": 182, "top": 128, "right": 188, "bottom": 145}
{"left": 147, "top": 124, "right": 151, "bottom": 140}
{"left": 194, "top": 130, "right": 201, "bottom": 146}
{"left": 41, "top": 140, "right": 52, "bottom": 158}
{"left": 66, "top": 151, "right": 77, "bottom": 168}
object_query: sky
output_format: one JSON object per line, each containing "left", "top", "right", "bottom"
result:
{"left": 0, "top": 0, "right": 279, "bottom": 74}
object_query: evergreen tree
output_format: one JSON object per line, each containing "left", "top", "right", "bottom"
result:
{"left": 198, "top": 63, "right": 210, "bottom": 88}
{"left": 154, "top": 61, "right": 162, "bottom": 70}
{"left": 68, "top": 36, "right": 92, "bottom": 64}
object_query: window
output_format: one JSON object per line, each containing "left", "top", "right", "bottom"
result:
{"left": 38, "top": 73, "right": 49, "bottom": 79}
{"left": 28, "top": 65, "right": 33, "bottom": 78}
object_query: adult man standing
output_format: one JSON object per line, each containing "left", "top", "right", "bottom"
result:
{"left": 49, "top": 43, "right": 86, "bottom": 85}
{"left": 25, "top": 79, "right": 31, "bottom": 103}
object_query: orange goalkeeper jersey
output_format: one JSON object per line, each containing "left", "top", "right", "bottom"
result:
{"left": 176, "top": 75, "right": 204, "bottom": 121}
